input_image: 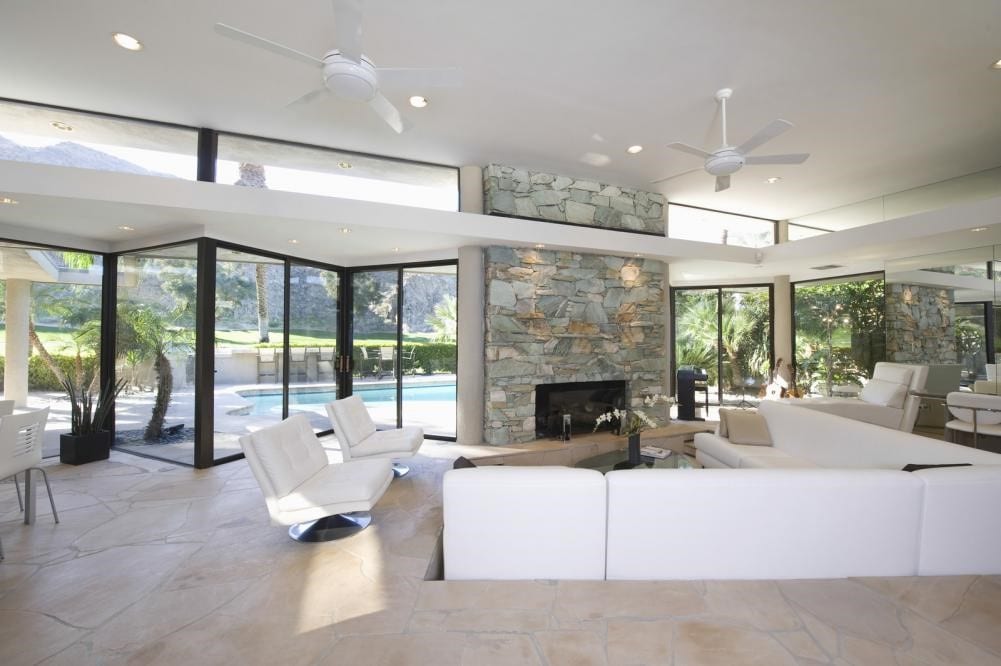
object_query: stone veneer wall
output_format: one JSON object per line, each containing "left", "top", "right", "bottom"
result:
{"left": 483, "top": 164, "right": 666, "bottom": 234}
{"left": 885, "top": 283, "right": 957, "bottom": 363}
{"left": 484, "top": 246, "right": 667, "bottom": 445}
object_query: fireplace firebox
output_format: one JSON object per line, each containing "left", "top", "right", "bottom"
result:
{"left": 535, "top": 380, "right": 626, "bottom": 439}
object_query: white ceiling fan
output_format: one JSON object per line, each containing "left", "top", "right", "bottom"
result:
{"left": 656, "top": 88, "right": 809, "bottom": 192}
{"left": 214, "top": 0, "right": 461, "bottom": 134}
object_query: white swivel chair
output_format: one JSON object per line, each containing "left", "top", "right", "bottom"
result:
{"left": 326, "top": 395, "right": 424, "bottom": 477}
{"left": 1, "top": 407, "right": 55, "bottom": 561}
{"left": 238, "top": 413, "right": 393, "bottom": 542}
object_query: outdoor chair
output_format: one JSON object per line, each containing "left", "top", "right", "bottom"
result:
{"left": 257, "top": 348, "right": 278, "bottom": 384}
{"left": 0, "top": 407, "right": 56, "bottom": 561}
{"left": 238, "top": 413, "right": 393, "bottom": 542}
{"left": 400, "top": 346, "right": 417, "bottom": 375}
{"left": 317, "top": 347, "right": 336, "bottom": 382}
{"left": 326, "top": 395, "right": 424, "bottom": 477}
{"left": 289, "top": 347, "right": 307, "bottom": 382}
{"left": 378, "top": 346, "right": 396, "bottom": 379}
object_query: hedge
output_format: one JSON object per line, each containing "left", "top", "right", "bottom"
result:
{"left": 0, "top": 354, "right": 100, "bottom": 391}
{"left": 351, "top": 342, "right": 456, "bottom": 376}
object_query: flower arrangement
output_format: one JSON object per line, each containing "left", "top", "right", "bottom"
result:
{"left": 594, "top": 394, "right": 673, "bottom": 436}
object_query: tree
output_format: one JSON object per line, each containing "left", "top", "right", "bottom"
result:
{"left": 234, "top": 162, "right": 271, "bottom": 342}
{"left": 427, "top": 294, "right": 457, "bottom": 342}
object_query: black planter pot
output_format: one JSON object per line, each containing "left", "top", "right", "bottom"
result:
{"left": 60, "top": 431, "right": 112, "bottom": 465}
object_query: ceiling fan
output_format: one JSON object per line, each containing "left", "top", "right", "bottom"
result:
{"left": 655, "top": 88, "right": 809, "bottom": 192}
{"left": 214, "top": 0, "right": 461, "bottom": 133}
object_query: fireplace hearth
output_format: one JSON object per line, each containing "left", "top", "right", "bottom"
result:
{"left": 535, "top": 380, "right": 626, "bottom": 439}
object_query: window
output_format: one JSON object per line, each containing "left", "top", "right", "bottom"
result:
{"left": 217, "top": 134, "right": 458, "bottom": 211}
{"left": 787, "top": 223, "right": 830, "bottom": 241}
{"left": 0, "top": 99, "right": 197, "bottom": 179}
{"left": 668, "top": 204, "right": 775, "bottom": 248}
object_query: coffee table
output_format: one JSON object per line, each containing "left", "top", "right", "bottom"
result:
{"left": 574, "top": 448, "right": 697, "bottom": 473}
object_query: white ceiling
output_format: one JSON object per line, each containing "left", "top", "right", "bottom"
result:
{"left": 1, "top": 0, "right": 1000, "bottom": 224}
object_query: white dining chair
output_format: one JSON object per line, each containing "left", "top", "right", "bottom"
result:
{"left": 1, "top": 407, "right": 55, "bottom": 561}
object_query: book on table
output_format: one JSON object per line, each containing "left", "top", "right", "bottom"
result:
{"left": 640, "top": 446, "right": 671, "bottom": 459}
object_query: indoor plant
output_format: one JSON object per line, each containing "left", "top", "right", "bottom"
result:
{"left": 59, "top": 376, "right": 127, "bottom": 465}
{"left": 594, "top": 394, "right": 672, "bottom": 465}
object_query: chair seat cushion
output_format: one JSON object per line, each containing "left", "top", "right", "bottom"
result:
{"left": 695, "top": 434, "right": 789, "bottom": 469}
{"left": 276, "top": 458, "right": 393, "bottom": 521}
{"left": 351, "top": 426, "right": 424, "bottom": 459}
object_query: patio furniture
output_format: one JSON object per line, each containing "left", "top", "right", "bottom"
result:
{"left": 378, "top": 346, "right": 396, "bottom": 379}
{"left": 257, "top": 348, "right": 278, "bottom": 383}
{"left": 1, "top": 407, "right": 56, "bottom": 560}
{"left": 325, "top": 395, "right": 424, "bottom": 477}
{"left": 289, "top": 347, "right": 307, "bottom": 382}
{"left": 359, "top": 346, "right": 380, "bottom": 377}
{"left": 400, "top": 346, "right": 417, "bottom": 375}
{"left": 305, "top": 346, "right": 320, "bottom": 382}
{"left": 317, "top": 347, "right": 336, "bottom": 382}
{"left": 238, "top": 413, "right": 393, "bottom": 542}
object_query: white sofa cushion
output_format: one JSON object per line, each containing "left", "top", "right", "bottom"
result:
{"left": 916, "top": 465, "right": 1001, "bottom": 575}
{"left": 780, "top": 397, "right": 904, "bottom": 430}
{"left": 349, "top": 425, "right": 424, "bottom": 458}
{"left": 443, "top": 467, "right": 607, "bottom": 580}
{"left": 872, "top": 363, "right": 914, "bottom": 386}
{"left": 718, "top": 409, "right": 772, "bottom": 445}
{"left": 241, "top": 414, "right": 328, "bottom": 498}
{"left": 859, "top": 378, "right": 908, "bottom": 408}
{"left": 275, "top": 458, "right": 393, "bottom": 524}
{"left": 605, "top": 469, "right": 924, "bottom": 580}
{"left": 694, "top": 432, "right": 796, "bottom": 468}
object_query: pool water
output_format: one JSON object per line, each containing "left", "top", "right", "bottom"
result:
{"left": 242, "top": 384, "right": 456, "bottom": 415}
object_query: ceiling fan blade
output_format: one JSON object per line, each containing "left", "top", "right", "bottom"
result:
{"left": 369, "top": 92, "right": 406, "bottom": 133}
{"left": 214, "top": 23, "right": 323, "bottom": 67}
{"left": 286, "top": 88, "right": 329, "bottom": 108}
{"left": 736, "top": 119, "right": 793, "bottom": 154}
{"left": 744, "top": 153, "right": 810, "bottom": 165}
{"left": 715, "top": 175, "right": 731, "bottom": 192}
{"left": 332, "top": 0, "right": 364, "bottom": 63}
{"left": 377, "top": 67, "right": 463, "bottom": 88}
{"left": 650, "top": 167, "right": 703, "bottom": 185}
{"left": 666, "top": 142, "right": 713, "bottom": 160}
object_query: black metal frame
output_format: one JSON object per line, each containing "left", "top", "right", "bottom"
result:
{"left": 669, "top": 283, "right": 775, "bottom": 404}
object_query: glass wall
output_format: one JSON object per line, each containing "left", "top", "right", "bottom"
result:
{"left": 351, "top": 269, "right": 399, "bottom": 428}
{"left": 212, "top": 248, "right": 285, "bottom": 460}
{"left": 115, "top": 244, "right": 198, "bottom": 465}
{"left": 0, "top": 99, "right": 197, "bottom": 179}
{"left": 787, "top": 223, "right": 830, "bottom": 241}
{"left": 668, "top": 204, "right": 776, "bottom": 248}
{"left": 287, "top": 263, "right": 341, "bottom": 431}
{"left": 0, "top": 243, "right": 104, "bottom": 457}
{"left": 673, "top": 286, "right": 772, "bottom": 406}
{"left": 402, "top": 264, "right": 457, "bottom": 437}
{"left": 793, "top": 273, "right": 885, "bottom": 396}
{"left": 217, "top": 134, "right": 459, "bottom": 211}
{"left": 955, "top": 302, "right": 988, "bottom": 381}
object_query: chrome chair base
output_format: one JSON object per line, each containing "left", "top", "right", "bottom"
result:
{"left": 288, "top": 511, "right": 372, "bottom": 542}
{"left": 392, "top": 462, "right": 410, "bottom": 478}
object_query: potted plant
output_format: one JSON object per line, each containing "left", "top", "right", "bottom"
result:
{"left": 593, "top": 394, "right": 672, "bottom": 466}
{"left": 59, "top": 377, "right": 126, "bottom": 465}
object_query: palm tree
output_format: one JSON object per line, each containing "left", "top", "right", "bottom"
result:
{"left": 234, "top": 162, "right": 271, "bottom": 343}
{"left": 427, "top": 295, "right": 457, "bottom": 342}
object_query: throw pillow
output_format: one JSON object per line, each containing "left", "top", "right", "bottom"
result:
{"left": 902, "top": 463, "right": 972, "bottom": 472}
{"left": 719, "top": 408, "right": 772, "bottom": 446}
{"left": 859, "top": 378, "right": 908, "bottom": 408}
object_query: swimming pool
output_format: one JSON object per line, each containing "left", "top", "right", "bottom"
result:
{"left": 240, "top": 384, "right": 456, "bottom": 416}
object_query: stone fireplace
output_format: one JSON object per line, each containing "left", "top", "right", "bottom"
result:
{"left": 483, "top": 245, "right": 667, "bottom": 445}
{"left": 535, "top": 380, "right": 626, "bottom": 438}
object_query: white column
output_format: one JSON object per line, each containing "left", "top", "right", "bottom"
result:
{"left": 459, "top": 165, "right": 484, "bottom": 214}
{"left": 773, "top": 275, "right": 793, "bottom": 369}
{"left": 456, "top": 246, "right": 485, "bottom": 445}
{"left": 777, "top": 219, "right": 789, "bottom": 243}
{"left": 5, "top": 279, "right": 31, "bottom": 407}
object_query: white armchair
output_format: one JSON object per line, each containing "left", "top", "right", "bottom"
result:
{"left": 945, "top": 391, "right": 1001, "bottom": 451}
{"left": 1, "top": 407, "right": 55, "bottom": 561}
{"left": 238, "top": 414, "right": 393, "bottom": 542}
{"left": 325, "top": 396, "right": 423, "bottom": 477}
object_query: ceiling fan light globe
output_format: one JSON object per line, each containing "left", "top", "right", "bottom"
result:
{"left": 705, "top": 149, "right": 745, "bottom": 176}
{"left": 322, "top": 51, "right": 379, "bottom": 101}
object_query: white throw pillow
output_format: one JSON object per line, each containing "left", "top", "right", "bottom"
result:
{"left": 718, "top": 408, "right": 772, "bottom": 446}
{"left": 872, "top": 364, "right": 914, "bottom": 387}
{"left": 859, "top": 378, "right": 908, "bottom": 408}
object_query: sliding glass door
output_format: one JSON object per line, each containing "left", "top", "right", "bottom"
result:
{"left": 288, "top": 263, "right": 342, "bottom": 431}
{"left": 351, "top": 269, "right": 399, "bottom": 428}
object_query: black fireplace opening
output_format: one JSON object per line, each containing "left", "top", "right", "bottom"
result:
{"left": 535, "top": 380, "right": 626, "bottom": 439}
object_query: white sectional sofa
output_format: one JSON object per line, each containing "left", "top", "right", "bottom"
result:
{"left": 779, "top": 362, "right": 928, "bottom": 431}
{"left": 443, "top": 402, "right": 1001, "bottom": 580}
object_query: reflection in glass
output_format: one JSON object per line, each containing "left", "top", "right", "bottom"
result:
{"left": 287, "top": 264, "right": 340, "bottom": 431}
{"left": 668, "top": 204, "right": 775, "bottom": 248}
{"left": 352, "top": 270, "right": 398, "bottom": 428}
{"left": 0, "top": 244, "right": 103, "bottom": 457}
{"left": 674, "top": 289, "right": 720, "bottom": 403}
{"left": 115, "top": 244, "right": 198, "bottom": 465}
{"left": 213, "top": 249, "right": 285, "bottom": 460}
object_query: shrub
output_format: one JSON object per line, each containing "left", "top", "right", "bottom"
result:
{"left": 0, "top": 354, "right": 100, "bottom": 391}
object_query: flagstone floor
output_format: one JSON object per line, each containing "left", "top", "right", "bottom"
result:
{"left": 1, "top": 443, "right": 1000, "bottom": 665}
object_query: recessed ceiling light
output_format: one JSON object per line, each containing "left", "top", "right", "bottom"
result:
{"left": 408, "top": 96, "right": 428, "bottom": 108}
{"left": 626, "top": 145, "right": 643, "bottom": 155}
{"left": 765, "top": 177, "right": 782, "bottom": 184}
{"left": 288, "top": 239, "right": 299, "bottom": 244}
{"left": 392, "top": 247, "right": 399, "bottom": 252}
{"left": 971, "top": 227, "right": 989, "bottom": 232}
{"left": 991, "top": 59, "right": 1001, "bottom": 70}
{"left": 117, "top": 225, "right": 135, "bottom": 231}
{"left": 534, "top": 243, "right": 546, "bottom": 249}
{"left": 337, "top": 161, "right": 352, "bottom": 169}
{"left": 112, "top": 32, "right": 143, "bottom": 51}
{"left": 340, "top": 227, "right": 351, "bottom": 234}
{"left": 50, "top": 121, "right": 73, "bottom": 132}
{"left": 0, "top": 196, "right": 18, "bottom": 205}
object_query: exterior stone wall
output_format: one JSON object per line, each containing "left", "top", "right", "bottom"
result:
{"left": 885, "top": 283, "right": 957, "bottom": 363}
{"left": 483, "top": 246, "right": 667, "bottom": 445}
{"left": 483, "top": 164, "right": 666, "bottom": 234}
